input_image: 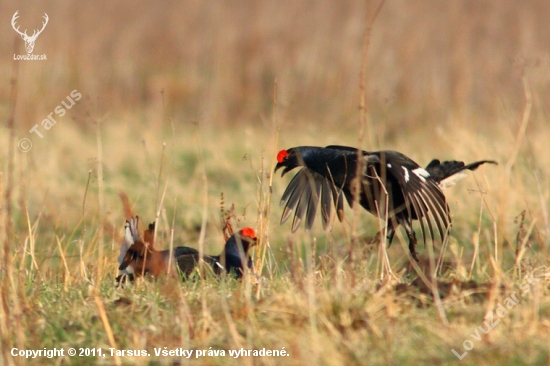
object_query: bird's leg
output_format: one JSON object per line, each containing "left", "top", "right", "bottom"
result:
{"left": 405, "top": 228, "right": 419, "bottom": 262}
{"left": 384, "top": 217, "right": 400, "bottom": 247}
{"left": 396, "top": 216, "right": 419, "bottom": 262}
{"left": 386, "top": 226, "right": 396, "bottom": 246}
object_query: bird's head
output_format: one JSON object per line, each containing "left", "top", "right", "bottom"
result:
{"left": 143, "top": 221, "right": 155, "bottom": 246}
{"left": 236, "top": 227, "right": 258, "bottom": 252}
{"left": 219, "top": 227, "right": 258, "bottom": 276}
{"left": 118, "top": 219, "right": 157, "bottom": 274}
{"left": 119, "top": 239, "right": 151, "bottom": 271}
{"left": 224, "top": 227, "right": 258, "bottom": 257}
{"left": 275, "top": 148, "right": 303, "bottom": 176}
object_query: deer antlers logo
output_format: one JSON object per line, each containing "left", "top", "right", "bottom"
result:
{"left": 11, "top": 11, "right": 49, "bottom": 54}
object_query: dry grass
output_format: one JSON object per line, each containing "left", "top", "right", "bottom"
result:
{"left": 1, "top": 1, "right": 550, "bottom": 365}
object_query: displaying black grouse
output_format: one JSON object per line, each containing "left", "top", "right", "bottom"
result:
{"left": 117, "top": 218, "right": 202, "bottom": 281}
{"left": 275, "top": 145, "right": 496, "bottom": 261}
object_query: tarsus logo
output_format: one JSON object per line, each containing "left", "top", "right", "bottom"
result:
{"left": 11, "top": 11, "right": 49, "bottom": 54}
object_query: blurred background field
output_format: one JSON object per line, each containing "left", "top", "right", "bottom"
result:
{"left": 0, "top": 1, "right": 549, "bottom": 365}
{"left": 2, "top": 0, "right": 550, "bottom": 131}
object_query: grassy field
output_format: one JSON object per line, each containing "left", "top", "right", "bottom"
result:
{"left": 1, "top": 1, "right": 550, "bottom": 365}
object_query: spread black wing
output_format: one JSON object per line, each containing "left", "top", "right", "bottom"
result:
{"left": 279, "top": 168, "right": 344, "bottom": 232}
{"left": 381, "top": 158, "right": 451, "bottom": 243}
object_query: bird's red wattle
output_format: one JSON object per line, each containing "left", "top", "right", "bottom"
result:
{"left": 277, "top": 149, "right": 289, "bottom": 164}
{"left": 240, "top": 227, "right": 256, "bottom": 239}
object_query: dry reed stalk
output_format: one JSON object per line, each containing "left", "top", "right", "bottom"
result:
{"left": 0, "top": 169, "right": 9, "bottom": 366}
{"left": 93, "top": 288, "right": 121, "bottom": 366}
{"left": 167, "top": 197, "right": 177, "bottom": 275}
{"left": 505, "top": 77, "right": 532, "bottom": 176}
{"left": 468, "top": 232, "right": 480, "bottom": 279}
{"left": 24, "top": 207, "right": 38, "bottom": 273}
{"left": 194, "top": 130, "right": 211, "bottom": 322}
{"left": 256, "top": 80, "right": 280, "bottom": 298}
{"left": 83, "top": 170, "right": 92, "bottom": 216}
{"left": 55, "top": 236, "right": 71, "bottom": 290}
{"left": 96, "top": 120, "right": 105, "bottom": 278}
{"left": 350, "top": 0, "right": 385, "bottom": 273}
{"left": 2, "top": 38, "right": 25, "bottom": 365}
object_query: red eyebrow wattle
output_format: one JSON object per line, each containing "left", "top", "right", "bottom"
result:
{"left": 240, "top": 227, "right": 256, "bottom": 239}
{"left": 277, "top": 149, "right": 289, "bottom": 163}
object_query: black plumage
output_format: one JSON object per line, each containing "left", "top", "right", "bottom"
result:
{"left": 425, "top": 159, "right": 497, "bottom": 186}
{"left": 275, "top": 146, "right": 496, "bottom": 261}
{"left": 175, "top": 228, "right": 257, "bottom": 278}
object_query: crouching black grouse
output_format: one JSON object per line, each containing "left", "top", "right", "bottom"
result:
{"left": 175, "top": 227, "right": 257, "bottom": 278}
{"left": 275, "top": 145, "right": 496, "bottom": 261}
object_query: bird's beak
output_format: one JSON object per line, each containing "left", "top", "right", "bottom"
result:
{"left": 275, "top": 163, "right": 292, "bottom": 176}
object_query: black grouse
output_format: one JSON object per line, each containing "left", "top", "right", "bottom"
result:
{"left": 275, "top": 145, "right": 496, "bottom": 261}
{"left": 118, "top": 218, "right": 257, "bottom": 280}
{"left": 175, "top": 227, "right": 257, "bottom": 278}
